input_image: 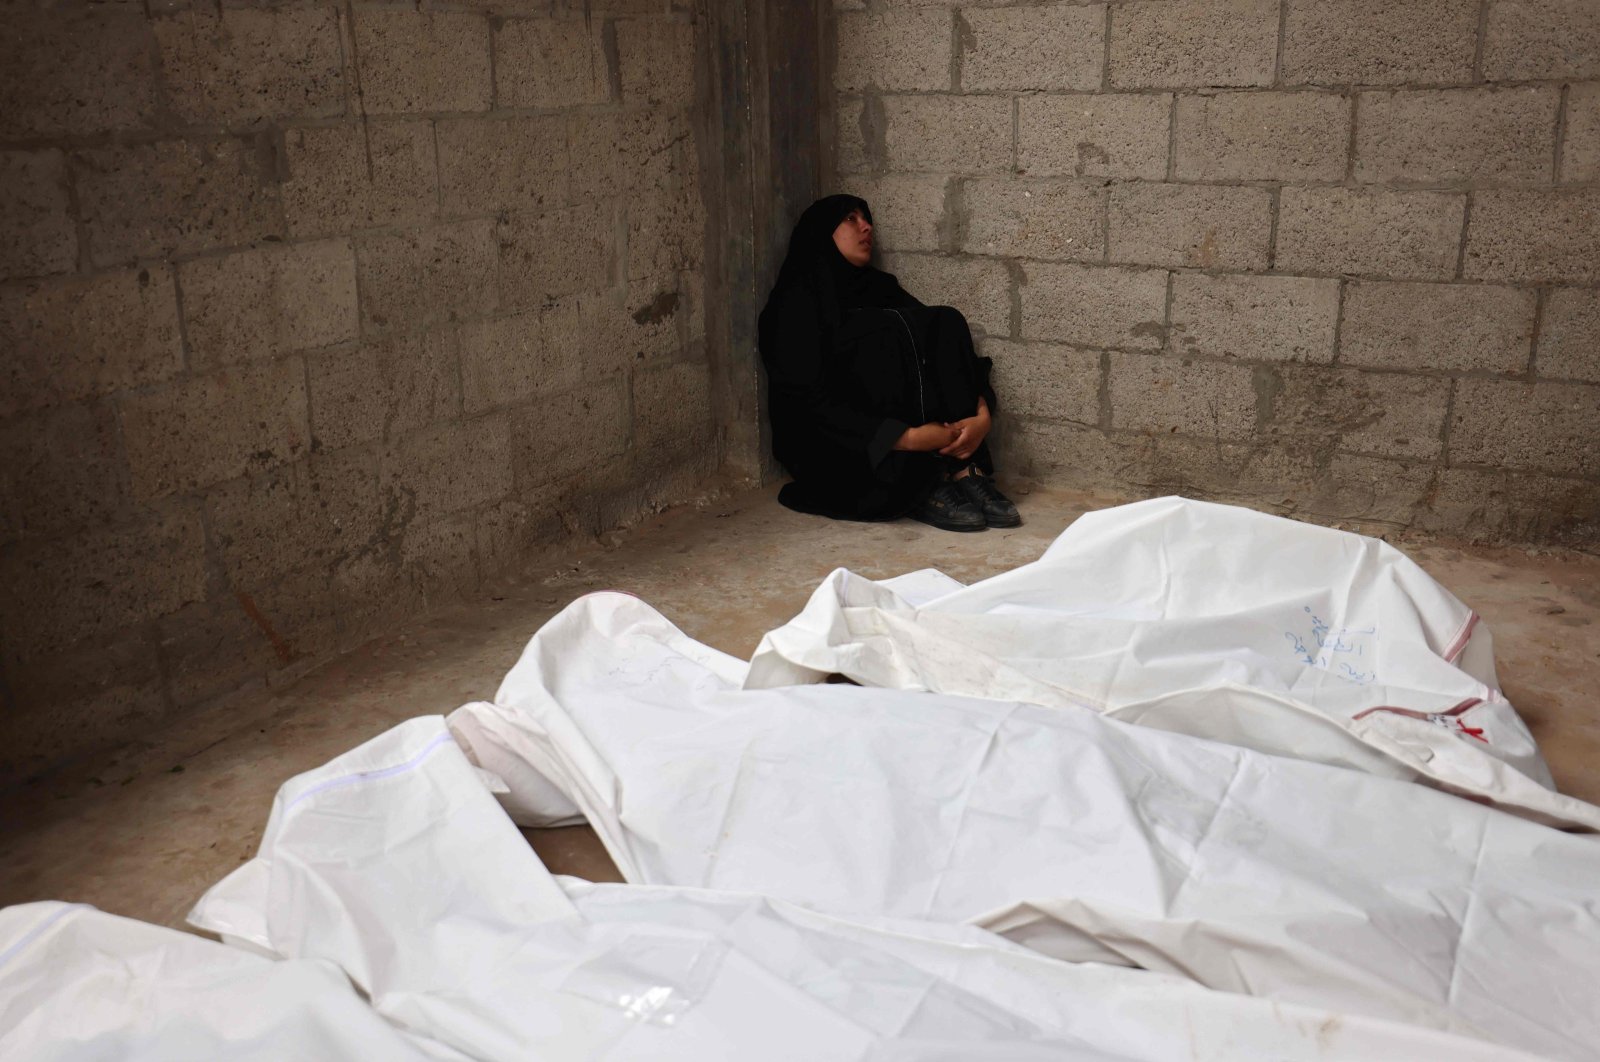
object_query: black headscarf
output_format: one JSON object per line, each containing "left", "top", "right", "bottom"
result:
{"left": 759, "top": 195, "right": 910, "bottom": 353}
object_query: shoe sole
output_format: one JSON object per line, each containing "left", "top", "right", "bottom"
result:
{"left": 911, "top": 515, "right": 989, "bottom": 532}
{"left": 986, "top": 513, "right": 1022, "bottom": 528}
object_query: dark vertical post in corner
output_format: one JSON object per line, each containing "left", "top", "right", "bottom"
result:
{"left": 696, "top": 0, "right": 827, "bottom": 487}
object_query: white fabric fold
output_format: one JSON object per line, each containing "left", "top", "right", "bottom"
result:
{"left": 745, "top": 497, "right": 1593, "bottom": 829}
{"left": 455, "top": 591, "right": 1600, "bottom": 1060}
{"left": 0, "top": 901, "right": 456, "bottom": 1060}
{"left": 187, "top": 714, "right": 1542, "bottom": 1061}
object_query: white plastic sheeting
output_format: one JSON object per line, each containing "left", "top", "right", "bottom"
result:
{"left": 0, "top": 902, "right": 450, "bottom": 1061}
{"left": 0, "top": 715, "right": 1550, "bottom": 1060}
{"left": 452, "top": 591, "right": 1600, "bottom": 1061}
{"left": 747, "top": 497, "right": 1599, "bottom": 830}
{"left": 183, "top": 716, "right": 1547, "bottom": 1061}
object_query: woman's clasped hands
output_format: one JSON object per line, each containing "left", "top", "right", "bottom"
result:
{"left": 939, "top": 396, "right": 991, "bottom": 461}
{"left": 894, "top": 397, "right": 991, "bottom": 460}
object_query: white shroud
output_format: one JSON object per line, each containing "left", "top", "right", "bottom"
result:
{"left": 450, "top": 591, "right": 1600, "bottom": 1060}
{"left": 746, "top": 497, "right": 1597, "bottom": 830}
{"left": 177, "top": 716, "right": 1545, "bottom": 1061}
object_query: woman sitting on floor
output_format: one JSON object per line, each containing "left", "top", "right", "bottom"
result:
{"left": 757, "top": 195, "right": 1020, "bottom": 532}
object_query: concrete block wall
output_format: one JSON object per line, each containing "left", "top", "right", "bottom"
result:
{"left": 0, "top": 0, "right": 712, "bottom": 784}
{"left": 832, "top": 0, "right": 1600, "bottom": 546}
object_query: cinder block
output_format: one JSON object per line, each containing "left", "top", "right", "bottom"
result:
{"left": 383, "top": 414, "right": 514, "bottom": 521}
{"left": 1538, "top": 288, "right": 1600, "bottom": 382}
{"left": 568, "top": 108, "right": 690, "bottom": 201}
{"left": 1354, "top": 88, "right": 1559, "bottom": 185}
{"left": 205, "top": 448, "right": 383, "bottom": 591}
{"left": 836, "top": 96, "right": 871, "bottom": 175}
{"left": 460, "top": 310, "right": 563, "bottom": 414}
{"left": 275, "top": 241, "right": 361, "bottom": 352}
{"left": 180, "top": 239, "right": 358, "bottom": 370}
{"left": 308, "top": 331, "right": 461, "bottom": 450}
{"left": 156, "top": 598, "right": 278, "bottom": 709}
{"left": 1560, "top": 83, "right": 1600, "bottom": 183}
{"left": 1173, "top": 91, "right": 1351, "bottom": 183}
{"left": 1483, "top": 0, "right": 1600, "bottom": 81}
{"left": 510, "top": 378, "right": 629, "bottom": 487}
{"left": 494, "top": 17, "right": 610, "bottom": 108}
{"left": 961, "top": 179, "right": 1103, "bottom": 262}
{"left": 634, "top": 359, "right": 714, "bottom": 460}
{"left": 152, "top": 9, "right": 344, "bottom": 126}
{"left": 1108, "top": 0, "right": 1278, "bottom": 89}
{"left": 1422, "top": 466, "right": 1600, "bottom": 547}
{"left": 838, "top": 175, "right": 948, "bottom": 253}
{"left": 1107, "top": 183, "right": 1272, "bottom": 270}
{"left": 0, "top": 5, "right": 157, "bottom": 138}
{"left": 357, "top": 219, "right": 498, "bottom": 334}
{"left": 634, "top": 447, "right": 717, "bottom": 512}
{"left": 1295, "top": 451, "right": 1437, "bottom": 526}
{"left": 397, "top": 511, "right": 480, "bottom": 603}
{"left": 881, "top": 95, "right": 1011, "bottom": 174}
{"left": 1113, "top": 432, "right": 1263, "bottom": 497}
{"left": 1275, "top": 188, "right": 1466, "bottom": 279}
{"left": 0, "top": 268, "right": 184, "bottom": 420}
{"left": 1169, "top": 274, "right": 1339, "bottom": 363}
{"left": 498, "top": 203, "right": 614, "bottom": 307}
{"left": 1280, "top": 0, "right": 1478, "bottom": 86}
{"left": 836, "top": 11, "right": 952, "bottom": 92}
{"left": 283, "top": 121, "right": 438, "bottom": 238}
{"left": 961, "top": 4, "right": 1104, "bottom": 92}
{"left": 1108, "top": 352, "right": 1258, "bottom": 441}
{"left": 0, "top": 400, "right": 130, "bottom": 540}
{"left": 0, "top": 507, "right": 209, "bottom": 657}
{"left": 616, "top": 19, "right": 695, "bottom": 107}
{"left": 681, "top": 268, "right": 705, "bottom": 344}
{"left": 983, "top": 339, "right": 1101, "bottom": 422}
{"left": 580, "top": 276, "right": 687, "bottom": 371}
{"left": 254, "top": 556, "right": 345, "bottom": 655}
{"left": 1340, "top": 281, "right": 1534, "bottom": 373}
{"left": 1463, "top": 190, "right": 1600, "bottom": 284}
{"left": 1450, "top": 378, "right": 1600, "bottom": 476}
{"left": 437, "top": 115, "right": 568, "bottom": 218}
{"left": 73, "top": 139, "right": 284, "bottom": 267}
{"left": 353, "top": 11, "right": 491, "bottom": 114}
{"left": 1002, "top": 420, "right": 1123, "bottom": 485}
{"left": 1263, "top": 366, "right": 1446, "bottom": 459}
{"left": 1, "top": 151, "right": 77, "bottom": 279}
{"left": 474, "top": 498, "right": 563, "bottom": 579}
{"left": 880, "top": 253, "right": 1011, "bottom": 336}
{"left": 120, "top": 357, "right": 310, "bottom": 501}
{"left": 1019, "top": 262, "right": 1168, "bottom": 349}
{"left": 1017, "top": 94, "right": 1171, "bottom": 180}
{"left": 627, "top": 188, "right": 703, "bottom": 281}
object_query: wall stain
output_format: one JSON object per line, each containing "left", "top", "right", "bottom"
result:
{"left": 632, "top": 290, "right": 680, "bottom": 325}
{"left": 235, "top": 590, "right": 297, "bottom": 664}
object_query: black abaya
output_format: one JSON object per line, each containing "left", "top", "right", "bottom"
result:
{"left": 758, "top": 196, "right": 997, "bottom": 521}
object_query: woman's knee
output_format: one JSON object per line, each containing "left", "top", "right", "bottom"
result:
{"left": 928, "top": 304, "right": 974, "bottom": 338}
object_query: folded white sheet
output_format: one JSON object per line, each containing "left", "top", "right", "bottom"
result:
{"left": 746, "top": 497, "right": 1595, "bottom": 829}
{"left": 453, "top": 591, "right": 1600, "bottom": 1060}
{"left": 0, "top": 901, "right": 455, "bottom": 1061}
{"left": 183, "top": 715, "right": 1539, "bottom": 1061}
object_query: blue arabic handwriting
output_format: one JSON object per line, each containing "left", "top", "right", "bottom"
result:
{"left": 1286, "top": 607, "right": 1378, "bottom": 684}
{"left": 1338, "top": 662, "right": 1375, "bottom": 683}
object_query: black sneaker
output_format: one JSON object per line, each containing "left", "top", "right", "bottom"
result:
{"left": 911, "top": 481, "right": 988, "bottom": 532}
{"left": 954, "top": 468, "right": 1021, "bottom": 528}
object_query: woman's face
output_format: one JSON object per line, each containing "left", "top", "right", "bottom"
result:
{"left": 831, "top": 208, "right": 873, "bottom": 267}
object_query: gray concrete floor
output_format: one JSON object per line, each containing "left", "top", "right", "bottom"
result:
{"left": 2, "top": 484, "right": 1597, "bottom": 930}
